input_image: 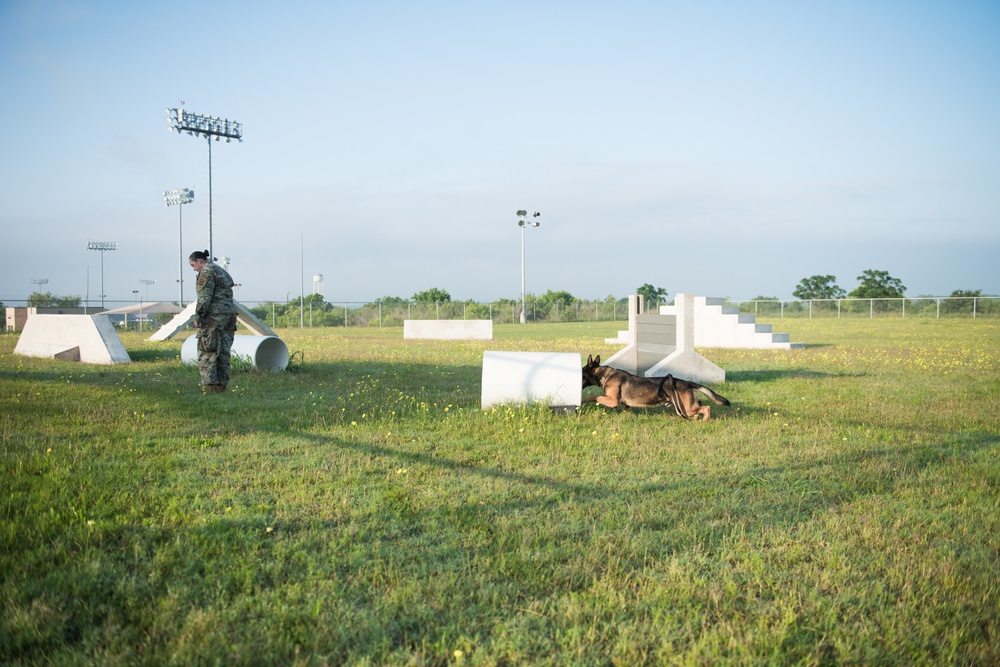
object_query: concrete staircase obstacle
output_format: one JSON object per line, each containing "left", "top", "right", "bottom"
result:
{"left": 607, "top": 295, "right": 805, "bottom": 350}
{"left": 659, "top": 296, "right": 805, "bottom": 349}
{"left": 14, "top": 314, "right": 131, "bottom": 365}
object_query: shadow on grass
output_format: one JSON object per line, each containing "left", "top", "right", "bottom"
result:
{"left": 726, "top": 368, "right": 865, "bottom": 383}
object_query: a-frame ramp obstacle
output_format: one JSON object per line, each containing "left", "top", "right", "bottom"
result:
{"left": 148, "top": 302, "right": 277, "bottom": 341}
{"left": 14, "top": 314, "right": 131, "bottom": 365}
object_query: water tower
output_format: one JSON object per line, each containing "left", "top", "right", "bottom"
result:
{"left": 312, "top": 273, "right": 324, "bottom": 296}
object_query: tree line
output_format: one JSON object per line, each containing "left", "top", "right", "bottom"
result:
{"left": 7, "top": 269, "right": 989, "bottom": 319}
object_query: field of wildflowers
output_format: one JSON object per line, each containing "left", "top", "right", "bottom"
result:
{"left": 1, "top": 319, "right": 998, "bottom": 665}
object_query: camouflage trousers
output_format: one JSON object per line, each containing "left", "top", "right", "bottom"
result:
{"left": 197, "top": 314, "right": 237, "bottom": 387}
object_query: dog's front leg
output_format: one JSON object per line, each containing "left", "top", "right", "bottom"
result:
{"left": 595, "top": 393, "right": 620, "bottom": 409}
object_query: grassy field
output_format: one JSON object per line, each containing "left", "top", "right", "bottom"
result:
{"left": 2, "top": 319, "right": 998, "bottom": 665}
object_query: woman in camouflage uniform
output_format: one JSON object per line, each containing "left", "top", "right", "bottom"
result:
{"left": 188, "top": 250, "right": 237, "bottom": 394}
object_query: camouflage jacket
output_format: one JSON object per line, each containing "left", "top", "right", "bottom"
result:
{"left": 195, "top": 261, "right": 236, "bottom": 321}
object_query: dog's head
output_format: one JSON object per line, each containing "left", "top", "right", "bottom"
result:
{"left": 582, "top": 354, "right": 603, "bottom": 388}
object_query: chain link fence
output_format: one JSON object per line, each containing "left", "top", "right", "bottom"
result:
{"left": 4, "top": 295, "right": 997, "bottom": 332}
{"left": 248, "top": 295, "right": 999, "bottom": 328}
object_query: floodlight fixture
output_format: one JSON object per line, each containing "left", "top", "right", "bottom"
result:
{"left": 166, "top": 107, "right": 243, "bottom": 259}
{"left": 139, "top": 278, "right": 155, "bottom": 302}
{"left": 87, "top": 241, "right": 118, "bottom": 308}
{"left": 31, "top": 278, "right": 49, "bottom": 286}
{"left": 516, "top": 210, "right": 541, "bottom": 323}
{"left": 165, "top": 188, "right": 194, "bottom": 304}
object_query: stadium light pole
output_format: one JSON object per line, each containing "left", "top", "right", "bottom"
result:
{"left": 165, "top": 108, "right": 242, "bottom": 259}
{"left": 139, "top": 279, "right": 154, "bottom": 331}
{"left": 131, "top": 290, "right": 139, "bottom": 330}
{"left": 164, "top": 188, "right": 194, "bottom": 304}
{"left": 139, "top": 278, "right": 154, "bottom": 302}
{"left": 30, "top": 278, "right": 48, "bottom": 306}
{"left": 87, "top": 241, "right": 118, "bottom": 308}
{"left": 517, "top": 210, "right": 541, "bottom": 324}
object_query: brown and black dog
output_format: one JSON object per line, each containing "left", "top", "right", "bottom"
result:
{"left": 582, "top": 354, "right": 730, "bottom": 421}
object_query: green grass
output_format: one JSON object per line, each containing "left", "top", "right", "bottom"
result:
{"left": 2, "top": 320, "right": 998, "bottom": 665}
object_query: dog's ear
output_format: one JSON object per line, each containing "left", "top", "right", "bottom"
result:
{"left": 594, "top": 355, "right": 600, "bottom": 365}
{"left": 587, "top": 354, "right": 593, "bottom": 365}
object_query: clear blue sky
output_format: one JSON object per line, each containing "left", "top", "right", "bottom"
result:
{"left": 2, "top": 0, "right": 997, "bottom": 306}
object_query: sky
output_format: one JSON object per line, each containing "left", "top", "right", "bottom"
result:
{"left": 1, "top": 0, "right": 998, "bottom": 307}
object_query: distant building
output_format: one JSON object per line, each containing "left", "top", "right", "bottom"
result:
{"left": 5, "top": 307, "right": 107, "bottom": 332}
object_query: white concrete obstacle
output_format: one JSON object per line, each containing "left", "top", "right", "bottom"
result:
{"left": 14, "top": 314, "right": 131, "bottom": 365}
{"left": 181, "top": 335, "right": 289, "bottom": 372}
{"left": 604, "top": 294, "right": 725, "bottom": 385}
{"left": 659, "top": 296, "right": 805, "bottom": 349}
{"left": 149, "top": 301, "right": 277, "bottom": 341}
{"left": 481, "top": 351, "right": 582, "bottom": 409}
{"left": 404, "top": 319, "right": 493, "bottom": 340}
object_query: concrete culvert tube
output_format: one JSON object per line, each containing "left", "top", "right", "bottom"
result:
{"left": 181, "top": 335, "right": 289, "bottom": 372}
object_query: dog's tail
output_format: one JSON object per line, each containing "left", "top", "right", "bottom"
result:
{"left": 696, "top": 385, "right": 731, "bottom": 406}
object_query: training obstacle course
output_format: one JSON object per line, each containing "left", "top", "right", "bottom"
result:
{"left": 404, "top": 319, "right": 493, "bottom": 340}
{"left": 14, "top": 314, "right": 131, "bottom": 365}
{"left": 603, "top": 293, "right": 726, "bottom": 385}
{"left": 608, "top": 295, "right": 804, "bottom": 351}
{"left": 181, "top": 335, "right": 290, "bottom": 372}
{"left": 481, "top": 351, "right": 582, "bottom": 409}
{"left": 149, "top": 301, "right": 277, "bottom": 341}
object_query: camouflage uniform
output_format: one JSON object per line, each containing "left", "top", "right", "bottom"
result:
{"left": 195, "top": 260, "right": 237, "bottom": 389}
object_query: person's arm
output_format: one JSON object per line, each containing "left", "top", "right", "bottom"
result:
{"left": 195, "top": 268, "right": 217, "bottom": 324}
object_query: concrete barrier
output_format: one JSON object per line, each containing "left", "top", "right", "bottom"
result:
{"left": 181, "top": 335, "right": 289, "bottom": 371}
{"left": 14, "top": 314, "right": 130, "bottom": 365}
{"left": 481, "top": 351, "right": 582, "bottom": 409}
{"left": 604, "top": 294, "right": 725, "bottom": 385}
{"left": 404, "top": 319, "right": 493, "bottom": 340}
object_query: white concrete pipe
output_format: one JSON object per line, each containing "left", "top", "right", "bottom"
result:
{"left": 181, "top": 335, "right": 289, "bottom": 372}
{"left": 481, "top": 351, "right": 582, "bottom": 409}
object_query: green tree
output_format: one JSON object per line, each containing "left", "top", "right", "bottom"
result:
{"left": 849, "top": 270, "right": 906, "bottom": 298}
{"left": 942, "top": 289, "right": 982, "bottom": 315}
{"left": 793, "top": 275, "right": 845, "bottom": 300}
{"left": 636, "top": 284, "right": 668, "bottom": 309}
{"left": 537, "top": 290, "right": 575, "bottom": 307}
{"left": 412, "top": 288, "right": 451, "bottom": 303}
{"left": 26, "top": 291, "right": 82, "bottom": 307}
{"left": 370, "top": 295, "right": 407, "bottom": 307}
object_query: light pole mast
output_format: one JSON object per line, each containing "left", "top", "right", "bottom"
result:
{"left": 516, "top": 210, "right": 540, "bottom": 324}
{"left": 87, "top": 241, "right": 118, "bottom": 309}
{"left": 164, "top": 188, "right": 194, "bottom": 304}
{"left": 166, "top": 108, "right": 242, "bottom": 259}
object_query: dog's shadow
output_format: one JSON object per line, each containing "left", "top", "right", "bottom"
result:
{"left": 725, "top": 369, "right": 858, "bottom": 383}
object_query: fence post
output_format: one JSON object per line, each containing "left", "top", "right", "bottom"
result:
{"left": 902, "top": 298, "right": 905, "bottom": 318}
{"left": 870, "top": 299, "right": 873, "bottom": 319}
{"left": 974, "top": 297, "right": 978, "bottom": 319}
